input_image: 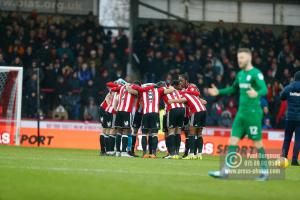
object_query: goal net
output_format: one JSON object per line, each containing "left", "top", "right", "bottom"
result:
{"left": 0, "top": 67, "right": 23, "bottom": 145}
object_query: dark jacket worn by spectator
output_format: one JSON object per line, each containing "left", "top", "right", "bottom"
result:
{"left": 280, "top": 71, "right": 300, "bottom": 165}
{"left": 280, "top": 77, "right": 300, "bottom": 121}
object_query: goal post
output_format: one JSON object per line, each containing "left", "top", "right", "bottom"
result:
{"left": 0, "top": 66, "right": 23, "bottom": 146}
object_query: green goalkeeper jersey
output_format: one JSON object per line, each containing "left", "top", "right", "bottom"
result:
{"left": 218, "top": 67, "right": 267, "bottom": 110}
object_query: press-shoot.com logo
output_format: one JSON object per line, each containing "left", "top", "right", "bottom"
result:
{"left": 225, "top": 152, "right": 243, "bottom": 168}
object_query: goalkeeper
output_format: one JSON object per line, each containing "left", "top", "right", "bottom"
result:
{"left": 207, "top": 48, "right": 268, "bottom": 181}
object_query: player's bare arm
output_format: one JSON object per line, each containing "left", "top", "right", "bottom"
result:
{"left": 126, "top": 84, "right": 138, "bottom": 95}
{"left": 105, "top": 92, "right": 112, "bottom": 105}
{"left": 113, "top": 94, "right": 119, "bottom": 110}
{"left": 181, "top": 90, "right": 200, "bottom": 97}
{"left": 168, "top": 97, "right": 187, "bottom": 104}
{"left": 199, "top": 98, "right": 207, "bottom": 105}
{"left": 246, "top": 86, "right": 258, "bottom": 98}
{"left": 163, "top": 86, "right": 175, "bottom": 94}
{"left": 207, "top": 84, "right": 219, "bottom": 96}
{"left": 180, "top": 90, "right": 206, "bottom": 104}
{"left": 249, "top": 72, "right": 268, "bottom": 98}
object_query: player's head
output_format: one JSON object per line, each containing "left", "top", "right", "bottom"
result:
{"left": 115, "top": 78, "right": 127, "bottom": 85}
{"left": 178, "top": 74, "right": 189, "bottom": 88}
{"left": 171, "top": 80, "right": 181, "bottom": 90}
{"left": 142, "top": 83, "right": 154, "bottom": 87}
{"left": 156, "top": 81, "right": 167, "bottom": 88}
{"left": 295, "top": 71, "right": 300, "bottom": 81}
{"left": 133, "top": 80, "right": 142, "bottom": 86}
{"left": 237, "top": 48, "right": 252, "bottom": 69}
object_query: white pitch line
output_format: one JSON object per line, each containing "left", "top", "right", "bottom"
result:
{"left": 0, "top": 155, "right": 216, "bottom": 167}
{"left": 0, "top": 165, "right": 207, "bottom": 177}
{"left": 0, "top": 155, "right": 298, "bottom": 181}
{"left": 0, "top": 155, "right": 90, "bottom": 162}
{"left": 0, "top": 165, "right": 298, "bottom": 181}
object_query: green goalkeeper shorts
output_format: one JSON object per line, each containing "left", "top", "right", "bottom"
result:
{"left": 231, "top": 108, "right": 263, "bottom": 141}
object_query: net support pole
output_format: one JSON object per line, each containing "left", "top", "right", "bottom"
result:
{"left": 14, "top": 67, "right": 23, "bottom": 146}
{"left": 36, "top": 67, "right": 40, "bottom": 147}
{"left": 127, "top": 0, "right": 138, "bottom": 77}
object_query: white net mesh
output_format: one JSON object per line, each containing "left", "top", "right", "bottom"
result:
{"left": 0, "top": 70, "right": 9, "bottom": 97}
{"left": 0, "top": 67, "right": 22, "bottom": 145}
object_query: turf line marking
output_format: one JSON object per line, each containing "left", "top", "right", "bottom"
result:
{"left": 0, "top": 156, "right": 215, "bottom": 167}
{"left": 0, "top": 165, "right": 208, "bottom": 177}
{"left": 0, "top": 165, "right": 299, "bottom": 181}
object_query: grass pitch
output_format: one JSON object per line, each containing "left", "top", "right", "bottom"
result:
{"left": 0, "top": 146, "right": 299, "bottom": 200}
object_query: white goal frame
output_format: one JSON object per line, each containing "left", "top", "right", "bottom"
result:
{"left": 0, "top": 66, "right": 23, "bottom": 145}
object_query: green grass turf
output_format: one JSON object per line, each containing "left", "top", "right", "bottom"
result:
{"left": 0, "top": 146, "right": 299, "bottom": 200}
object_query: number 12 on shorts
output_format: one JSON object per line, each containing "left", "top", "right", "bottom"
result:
{"left": 249, "top": 126, "right": 258, "bottom": 135}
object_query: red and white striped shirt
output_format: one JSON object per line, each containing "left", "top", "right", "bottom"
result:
{"left": 116, "top": 85, "right": 136, "bottom": 112}
{"left": 181, "top": 93, "right": 206, "bottom": 114}
{"left": 186, "top": 83, "right": 200, "bottom": 94}
{"left": 185, "top": 106, "right": 190, "bottom": 117}
{"left": 132, "top": 96, "right": 143, "bottom": 114}
{"left": 105, "top": 92, "right": 117, "bottom": 114}
{"left": 182, "top": 83, "right": 200, "bottom": 117}
{"left": 131, "top": 85, "right": 163, "bottom": 114}
{"left": 162, "top": 90, "right": 185, "bottom": 112}
{"left": 182, "top": 84, "right": 201, "bottom": 116}
{"left": 141, "top": 87, "right": 164, "bottom": 114}
{"left": 100, "top": 96, "right": 108, "bottom": 110}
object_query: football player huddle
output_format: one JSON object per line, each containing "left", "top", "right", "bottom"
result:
{"left": 98, "top": 74, "right": 207, "bottom": 160}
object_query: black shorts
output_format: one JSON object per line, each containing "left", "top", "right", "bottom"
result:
{"left": 103, "top": 112, "right": 116, "bottom": 128}
{"left": 142, "top": 113, "right": 160, "bottom": 133}
{"left": 183, "top": 117, "right": 190, "bottom": 131}
{"left": 115, "top": 111, "right": 132, "bottom": 128}
{"left": 166, "top": 107, "right": 185, "bottom": 128}
{"left": 163, "top": 114, "right": 168, "bottom": 132}
{"left": 190, "top": 111, "right": 206, "bottom": 128}
{"left": 99, "top": 107, "right": 106, "bottom": 124}
{"left": 132, "top": 112, "right": 142, "bottom": 129}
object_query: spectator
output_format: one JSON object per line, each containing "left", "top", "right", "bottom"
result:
{"left": 61, "top": 91, "right": 81, "bottom": 120}
{"left": 103, "top": 52, "right": 120, "bottom": 74}
{"left": 0, "top": 53, "right": 7, "bottom": 65}
{"left": 83, "top": 97, "right": 99, "bottom": 121}
{"left": 52, "top": 104, "right": 69, "bottom": 120}
{"left": 42, "top": 63, "right": 57, "bottom": 89}
{"left": 263, "top": 118, "right": 273, "bottom": 130}
{"left": 77, "top": 63, "right": 92, "bottom": 86}
{"left": 88, "top": 50, "right": 101, "bottom": 69}
{"left": 81, "top": 80, "right": 98, "bottom": 105}
{"left": 218, "top": 110, "right": 233, "bottom": 128}
{"left": 25, "top": 73, "right": 37, "bottom": 95}
{"left": 1, "top": 11, "right": 298, "bottom": 125}
{"left": 57, "top": 41, "right": 74, "bottom": 63}
{"left": 55, "top": 76, "right": 70, "bottom": 103}
{"left": 226, "top": 99, "right": 237, "bottom": 119}
{"left": 209, "top": 100, "right": 224, "bottom": 126}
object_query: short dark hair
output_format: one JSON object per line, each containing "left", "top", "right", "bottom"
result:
{"left": 171, "top": 80, "right": 180, "bottom": 86}
{"left": 156, "top": 81, "right": 166, "bottom": 88}
{"left": 178, "top": 74, "right": 189, "bottom": 81}
{"left": 133, "top": 80, "right": 141, "bottom": 86}
{"left": 294, "top": 71, "right": 300, "bottom": 81}
{"left": 237, "top": 48, "right": 252, "bottom": 55}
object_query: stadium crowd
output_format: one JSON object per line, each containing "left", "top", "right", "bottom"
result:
{"left": 0, "top": 11, "right": 128, "bottom": 121}
{"left": 0, "top": 11, "right": 299, "bottom": 128}
{"left": 135, "top": 21, "right": 300, "bottom": 129}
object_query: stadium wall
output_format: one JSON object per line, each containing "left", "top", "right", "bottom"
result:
{"left": 0, "top": 0, "right": 98, "bottom": 15}
{"left": 0, "top": 119, "right": 298, "bottom": 159}
{"left": 138, "top": 0, "right": 300, "bottom": 26}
